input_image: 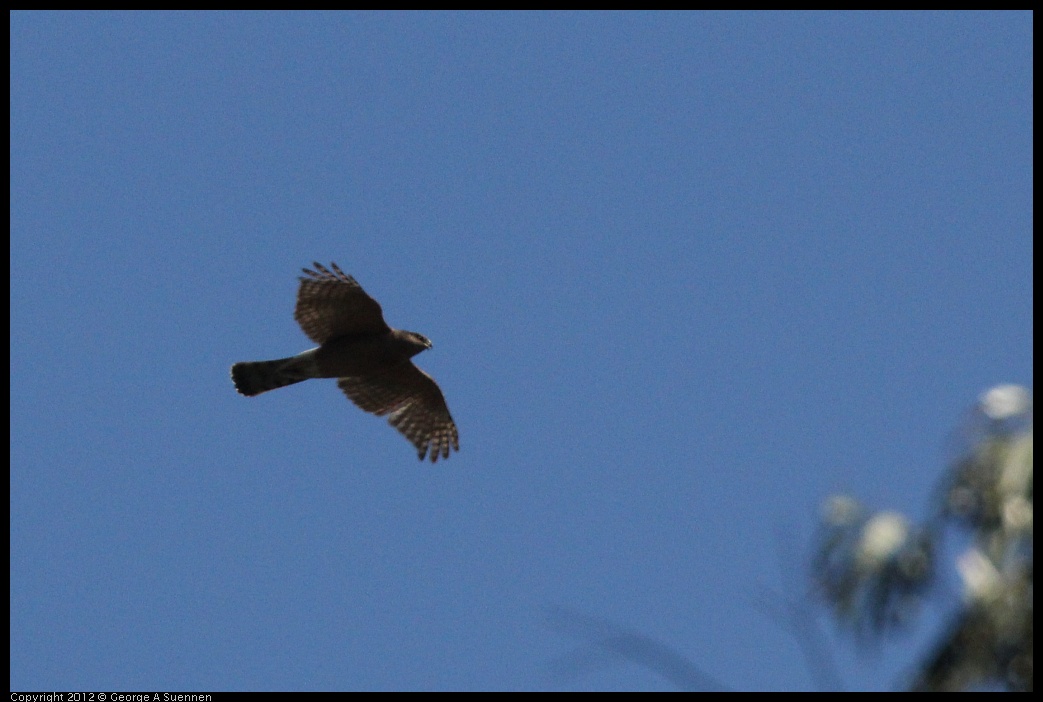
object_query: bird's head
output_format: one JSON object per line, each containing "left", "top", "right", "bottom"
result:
{"left": 397, "top": 330, "right": 433, "bottom": 356}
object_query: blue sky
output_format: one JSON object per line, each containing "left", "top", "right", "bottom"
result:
{"left": 10, "top": 11, "right": 1032, "bottom": 691}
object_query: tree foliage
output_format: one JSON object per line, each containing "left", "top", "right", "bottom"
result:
{"left": 813, "top": 384, "right": 1033, "bottom": 691}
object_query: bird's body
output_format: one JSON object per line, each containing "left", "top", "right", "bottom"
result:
{"left": 233, "top": 331, "right": 430, "bottom": 394}
{"left": 231, "top": 263, "right": 458, "bottom": 462}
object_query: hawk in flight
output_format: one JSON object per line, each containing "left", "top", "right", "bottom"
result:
{"left": 231, "top": 262, "right": 459, "bottom": 462}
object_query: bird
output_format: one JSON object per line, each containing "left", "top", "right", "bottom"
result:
{"left": 231, "top": 262, "right": 459, "bottom": 462}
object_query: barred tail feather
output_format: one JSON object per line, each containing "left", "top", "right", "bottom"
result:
{"left": 231, "top": 357, "right": 309, "bottom": 396}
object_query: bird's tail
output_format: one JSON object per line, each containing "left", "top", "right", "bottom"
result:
{"left": 231, "top": 356, "right": 311, "bottom": 397}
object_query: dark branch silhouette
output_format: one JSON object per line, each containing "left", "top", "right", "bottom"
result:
{"left": 546, "top": 606, "right": 731, "bottom": 691}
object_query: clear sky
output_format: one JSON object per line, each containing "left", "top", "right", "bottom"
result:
{"left": 10, "top": 11, "right": 1032, "bottom": 692}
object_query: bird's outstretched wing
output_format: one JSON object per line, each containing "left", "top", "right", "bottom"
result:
{"left": 295, "top": 262, "right": 390, "bottom": 344}
{"left": 337, "top": 363, "right": 459, "bottom": 462}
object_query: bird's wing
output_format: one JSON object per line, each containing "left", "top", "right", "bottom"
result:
{"left": 295, "top": 262, "right": 390, "bottom": 344}
{"left": 337, "top": 363, "right": 459, "bottom": 462}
